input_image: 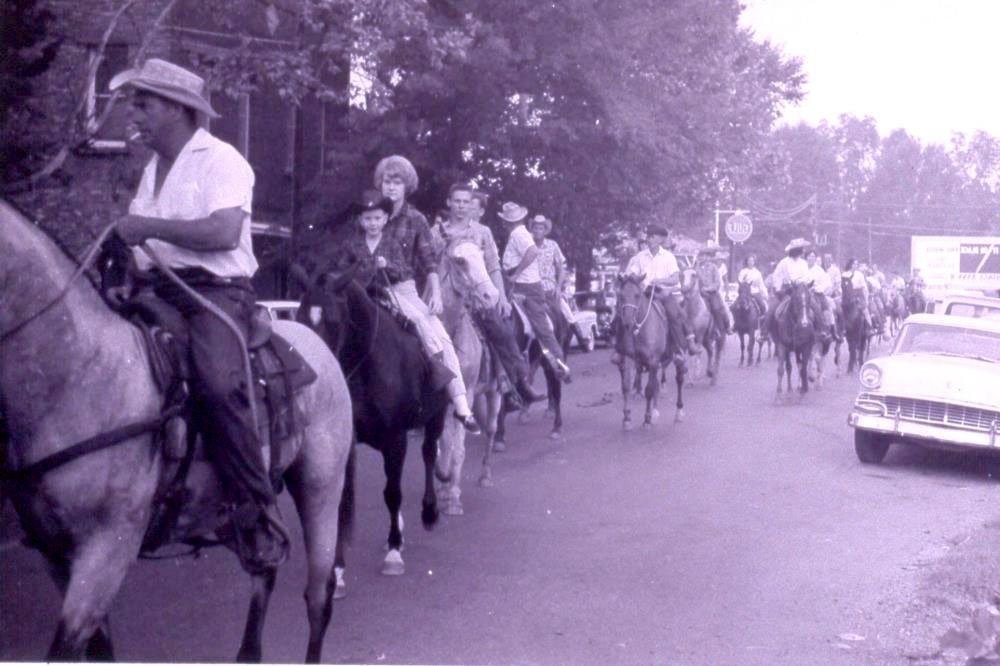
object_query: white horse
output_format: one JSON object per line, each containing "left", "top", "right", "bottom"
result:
{"left": 435, "top": 237, "right": 503, "bottom": 514}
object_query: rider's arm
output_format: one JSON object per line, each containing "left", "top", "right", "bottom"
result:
{"left": 117, "top": 206, "right": 245, "bottom": 251}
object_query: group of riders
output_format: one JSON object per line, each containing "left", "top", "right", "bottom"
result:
{"left": 606, "top": 229, "right": 928, "bottom": 366}
{"left": 91, "top": 57, "right": 929, "bottom": 576}
{"left": 103, "top": 58, "right": 586, "bottom": 575}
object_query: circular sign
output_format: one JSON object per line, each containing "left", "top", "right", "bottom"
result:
{"left": 724, "top": 214, "right": 753, "bottom": 243}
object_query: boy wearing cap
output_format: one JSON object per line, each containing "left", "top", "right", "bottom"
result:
{"left": 499, "top": 202, "right": 571, "bottom": 383}
{"left": 622, "top": 225, "right": 694, "bottom": 356}
{"left": 695, "top": 244, "right": 734, "bottom": 334}
{"left": 111, "top": 59, "right": 285, "bottom": 572}
{"left": 339, "top": 188, "right": 480, "bottom": 434}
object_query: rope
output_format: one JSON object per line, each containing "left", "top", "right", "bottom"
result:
{"left": 138, "top": 244, "right": 260, "bottom": 438}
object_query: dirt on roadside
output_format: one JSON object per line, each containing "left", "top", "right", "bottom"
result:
{"left": 865, "top": 517, "right": 1000, "bottom": 665}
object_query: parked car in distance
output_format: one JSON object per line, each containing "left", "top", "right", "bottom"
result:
{"left": 937, "top": 293, "right": 1000, "bottom": 322}
{"left": 567, "top": 308, "right": 598, "bottom": 352}
{"left": 256, "top": 300, "right": 300, "bottom": 322}
{"left": 572, "top": 291, "right": 615, "bottom": 347}
{"left": 847, "top": 313, "right": 1000, "bottom": 464}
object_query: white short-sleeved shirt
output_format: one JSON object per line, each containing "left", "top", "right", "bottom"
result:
{"left": 502, "top": 224, "right": 541, "bottom": 284}
{"left": 625, "top": 248, "right": 680, "bottom": 289}
{"left": 806, "top": 264, "right": 832, "bottom": 294}
{"left": 129, "top": 128, "right": 258, "bottom": 278}
{"left": 771, "top": 256, "right": 809, "bottom": 288}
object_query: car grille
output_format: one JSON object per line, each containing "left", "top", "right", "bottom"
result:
{"left": 858, "top": 393, "right": 1000, "bottom": 432}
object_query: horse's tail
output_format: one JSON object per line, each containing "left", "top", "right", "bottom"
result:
{"left": 337, "top": 444, "right": 356, "bottom": 545}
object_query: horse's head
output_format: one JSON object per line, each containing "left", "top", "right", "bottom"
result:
{"left": 615, "top": 273, "right": 645, "bottom": 328}
{"left": 789, "top": 281, "right": 812, "bottom": 326}
{"left": 734, "top": 281, "right": 753, "bottom": 309}
{"left": 441, "top": 239, "right": 499, "bottom": 310}
{"left": 680, "top": 268, "right": 699, "bottom": 294}
{"left": 298, "top": 258, "right": 364, "bottom": 358}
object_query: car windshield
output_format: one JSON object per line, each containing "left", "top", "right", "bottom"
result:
{"left": 894, "top": 322, "right": 1000, "bottom": 362}
{"left": 945, "top": 302, "right": 1000, "bottom": 321}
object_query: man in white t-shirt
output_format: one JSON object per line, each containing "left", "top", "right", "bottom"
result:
{"left": 499, "top": 201, "right": 570, "bottom": 382}
{"left": 622, "top": 225, "right": 694, "bottom": 355}
{"left": 111, "top": 58, "right": 286, "bottom": 573}
{"left": 768, "top": 238, "right": 825, "bottom": 338}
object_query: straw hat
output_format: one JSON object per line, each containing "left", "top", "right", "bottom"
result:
{"left": 109, "top": 58, "right": 219, "bottom": 118}
{"left": 498, "top": 202, "right": 529, "bottom": 223}
{"left": 528, "top": 214, "right": 552, "bottom": 234}
{"left": 784, "top": 238, "right": 810, "bottom": 253}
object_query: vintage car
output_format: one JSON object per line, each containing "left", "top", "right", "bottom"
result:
{"left": 255, "top": 300, "right": 300, "bottom": 322}
{"left": 572, "top": 291, "right": 615, "bottom": 348}
{"left": 937, "top": 293, "right": 1000, "bottom": 321}
{"left": 847, "top": 313, "right": 1000, "bottom": 463}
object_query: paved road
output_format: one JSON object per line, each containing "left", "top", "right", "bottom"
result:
{"left": 4, "top": 341, "right": 1000, "bottom": 664}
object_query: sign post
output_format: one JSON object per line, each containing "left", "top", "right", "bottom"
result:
{"left": 724, "top": 213, "right": 753, "bottom": 278}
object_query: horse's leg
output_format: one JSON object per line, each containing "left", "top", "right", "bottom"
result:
{"left": 333, "top": 446, "right": 355, "bottom": 600}
{"left": 674, "top": 360, "right": 685, "bottom": 422}
{"left": 543, "top": 362, "right": 562, "bottom": 439}
{"left": 774, "top": 346, "right": 784, "bottom": 398}
{"left": 381, "top": 433, "right": 406, "bottom": 576}
{"left": 422, "top": 412, "right": 445, "bottom": 523}
{"left": 436, "top": 413, "right": 465, "bottom": 516}
{"left": 621, "top": 357, "right": 635, "bottom": 430}
{"left": 46, "top": 534, "right": 138, "bottom": 661}
{"left": 478, "top": 387, "right": 503, "bottom": 488}
{"left": 643, "top": 364, "right": 660, "bottom": 427}
{"left": 738, "top": 332, "right": 745, "bottom": 367}
{"left": 236, "top": 570, "right": 277, "bottom": 663}
{"left": 85, "top": 618, "right": 115, "bottom": 662}
{"left": 494, "top": 398, "right": 508, "bottom": 452}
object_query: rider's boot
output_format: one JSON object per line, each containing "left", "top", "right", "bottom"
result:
{"left": 515, "top": 377, "right": 547, "bottom": 405}
{"left": 233, "top": 500, "right": 291, "bottom": 575}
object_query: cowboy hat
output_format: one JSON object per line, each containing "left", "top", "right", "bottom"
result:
{"left": 349, "top": 189, "right": 393, "bottom": 216}
{"left": 109, "top": 58, "right": 219, "bottom": 118}
{"left": 784, "top": 237, "right": 810, "bottom": 253}
{"left": 528, "top": 214, "right": 552, "bottom": 235}
{"left": 498, "top": 201, "right": 528, "bottom": 223}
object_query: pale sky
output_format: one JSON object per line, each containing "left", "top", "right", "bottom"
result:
{"left": 740, "top": 0, "right": 1000, "bottom": 145}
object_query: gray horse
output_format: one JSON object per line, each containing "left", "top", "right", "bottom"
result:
{"left": 0, "top": 200, "right": 353, "bottom": 662}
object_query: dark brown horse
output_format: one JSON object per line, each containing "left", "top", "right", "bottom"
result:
{"left": 732, "top": 281, "right": 764, "bottom": 366}
{"left": 299, "top": 266, "right": 446, "bottom": 584}
{"left": 840, "top": 276, "right": 869, "bottom": 373}
{"left": 769, "top": 282, "right": 816, "bottom": 399}
{"left": 0, "top": 201, "right": 353, "bottom": 662}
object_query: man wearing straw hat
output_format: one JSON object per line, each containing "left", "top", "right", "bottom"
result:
{"left": 768, "top": 237, "right": 825, "bottom": 336}
{"left": 110, "top": 59, "right": 287, "bottom": 573}
{"left": 498, "top": 202, "right": 571, "bottom": 383}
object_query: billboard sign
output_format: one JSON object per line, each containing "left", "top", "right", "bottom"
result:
{"left": 911, "top": 236, "right": 1000, "bottom": 291}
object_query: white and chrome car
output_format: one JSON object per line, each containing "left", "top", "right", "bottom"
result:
{"left": 847, "top": 313, "right": 1000, "bottom": 463}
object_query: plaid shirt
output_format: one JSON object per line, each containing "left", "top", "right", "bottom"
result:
{"left": 384, "top": 202, "right": 438, "bottom": 280}
{"left": 343, "top": 231, "right": 414, "bottom": 287}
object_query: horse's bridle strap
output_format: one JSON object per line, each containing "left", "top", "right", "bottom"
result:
{"left": 1, "top": 404, "right": 183, "bottom": 484}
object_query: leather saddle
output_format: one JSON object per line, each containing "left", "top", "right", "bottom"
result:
{"left": 116, "top": 292, "right": 318, "bottom": 553}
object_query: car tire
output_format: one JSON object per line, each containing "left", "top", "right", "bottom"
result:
{"left": 854, "top": 429, "right": 890, "bottom": 464}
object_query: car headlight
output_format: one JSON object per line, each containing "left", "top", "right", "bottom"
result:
{"left": 859, "top": 363, "right": 882, "bottom": 390}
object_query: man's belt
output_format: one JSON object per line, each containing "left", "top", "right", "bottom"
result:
{"left": 140, "top": 267, "right": 253, "bottom": 291}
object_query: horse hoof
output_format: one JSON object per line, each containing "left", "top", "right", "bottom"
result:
{"left": 549, "top": 429, "right": 562, "bottom": 440}
{"left": 642, "top": 421, "right": 652, "bottom": 429}
{"left": 493, "top": 440, "right": 506, "bottom": 453}
{"left": 623, "top": 420, "right": 634, "bottom": 431}
{"left": 381, "top": 550, "right": 405, "bottom": 576}
{"left": 545, "top": 408, "right": 556, "bottom": 418}
{"left": 333, "top": 567, "right": 347, "bottom": 600}
{"left": 478, "top": 474, "right": 494, "bottom": 488}
{"left": 443, "top": 501, "right": 464, "bottom": 516}
{"left": 674, "top": 409, "right": 685, "bottom": 423}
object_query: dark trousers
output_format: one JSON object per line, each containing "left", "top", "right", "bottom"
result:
{"left": 655, "top": 289, "right": 691, "bottom": 348}
{"left": 151, "top": 273, "right": 274, "bottom": 508}
{"left": 472, "top": 307, "right": 531, "bottom": 386}
{"left": 512, "top": 281, "right": 565, "bottom": 361}
{"left": 702, "top": 290, "right": 729, "bottom": 332}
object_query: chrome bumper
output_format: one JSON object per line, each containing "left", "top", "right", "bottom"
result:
{"left": 848, "top": 409, "right": 1000, "bottom": 448}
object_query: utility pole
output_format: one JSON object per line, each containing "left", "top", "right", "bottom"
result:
{"left": 867, "top": 215, "right": 873, "bottom": 266}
